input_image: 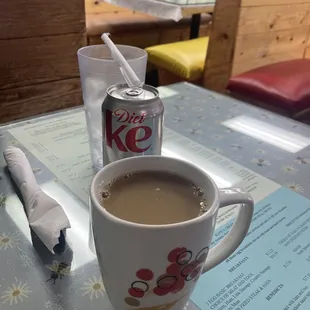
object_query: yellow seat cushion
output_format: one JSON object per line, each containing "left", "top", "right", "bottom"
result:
{"left": 145, "top": 37, "right": 209, "bottom": 81}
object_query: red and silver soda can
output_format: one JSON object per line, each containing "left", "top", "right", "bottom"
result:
{"left": 102, "top": 83, "right": 164, "bottom": 165}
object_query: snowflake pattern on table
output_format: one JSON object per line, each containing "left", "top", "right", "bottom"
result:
{"left": 44, "top": 293, "right": 66, "bottom": 309}
{"left": 256, "top": 149, "right": 266, "bottom": 155}
{"left": 196, "top": 115, "right": 206, "bottom": 121}
{"left": 210, "top": 147, "right": 223, "bottom": 154}
{"left": 187, "top": 129, "right": 203, "bottom": 136}
{"left": 172, "top": 117, "right": 183, "bottom": 123}
{"left": 251, "top": 158, "right": 271, "bottom": 168}
{"left": 281, "top": 165, "right": 299, "bottom": 174}
{"left": 54, "top": 293, "right": 63, "bottom": 303}
{"left": 231, "top": 144, "right": 243, "bottom": 151}
{"left": 211, "top": 134, "right": 223, "bottom": 141}
{"left": 1, "top": 281, "right": 31, "bottom": 305}
{"left": 44, "top": 300, "right": 64, "bottom": 310}
{"left": 224, "top": 128, "right": 234, "bottom": 133}
{"left": 16, "top": 245, "right": 35, "bottom": 268}
{"left": 173, "top": 105, "right": 184, "bottom": 111}
{"left": 32, "top": 167, "right": 42, "bottom": 175}
{"left": 294, "top": 157, "right": 310, "bottom": 164}
{"left": 191, "top": 121, "right": 202, "bottom": 127}
{"left": 81, "top": 276, "right": 106, "bottom": 300}
{"left": 192, "top": 107, "right": 204, "bottom": 113}
{"left": 45, "top": 300, "right": 53, "bottom": 308}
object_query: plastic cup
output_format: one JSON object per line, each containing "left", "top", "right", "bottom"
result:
{"left": 77, "top": 45, "right": 147, "bottom": 170}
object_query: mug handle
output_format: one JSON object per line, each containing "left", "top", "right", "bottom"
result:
{"left": 202, "top": 187, "right": 254, "bottom": 273}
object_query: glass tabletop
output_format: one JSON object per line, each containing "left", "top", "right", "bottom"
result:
{"left": 1, "top": 82, "right": 310, "bottom": 310}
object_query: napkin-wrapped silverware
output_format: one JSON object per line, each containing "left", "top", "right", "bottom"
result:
{"left": 3, "top": 146, "right": 71, "bottom": 253}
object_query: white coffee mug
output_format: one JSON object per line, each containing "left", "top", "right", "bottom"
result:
{"left": 91, "top": 156, "right": 254, "bottom": 310}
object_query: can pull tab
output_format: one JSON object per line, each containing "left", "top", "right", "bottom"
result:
{"left": 126, "top": 88, "right": 144, "bottom": 96}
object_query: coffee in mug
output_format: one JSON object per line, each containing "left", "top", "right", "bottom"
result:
{"left": 100, "top": 171, "right": 209, "bottom": 225}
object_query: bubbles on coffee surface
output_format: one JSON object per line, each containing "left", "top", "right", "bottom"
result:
{"left": 101, "top": 190, "right": 110, "bottom": 199}
{"left": 101, "top": 173, "right": 133, "bottom": 201}
{"left": 192, "top": 185, "right": 209, "bottom": 216}
{"left": 199, "top": 198, "right": 208, "bottom": 216}
{"left": 192, "top": 185, "right": 204, "bottom": 196}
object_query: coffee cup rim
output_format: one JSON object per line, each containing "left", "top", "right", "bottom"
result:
{"left": 90, "top": 156, "right": 219, "bottom": 229}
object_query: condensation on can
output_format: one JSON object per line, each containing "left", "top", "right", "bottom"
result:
{"left": 102, "top": 83, "right": 164, "bottom": 165}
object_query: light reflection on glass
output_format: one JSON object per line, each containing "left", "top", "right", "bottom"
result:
{"left": 41, "top": 182, "right": 95, "bottom": 271}
{"left": 162, "top": 147, "right": 237, "bottom": 188}
{"left": 223, "top": 116, "right": 310, "bottom": 153}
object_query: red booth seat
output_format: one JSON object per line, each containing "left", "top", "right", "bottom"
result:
{"left": 227, "top": 59, "right": 310, "bottom": 114}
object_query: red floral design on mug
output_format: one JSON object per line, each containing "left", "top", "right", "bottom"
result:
{"left": 124, "top": 246, "right": 209, "bottom": 307}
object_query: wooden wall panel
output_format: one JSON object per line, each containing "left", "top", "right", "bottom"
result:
{"left": 233, "top": 3, "right": 310, "bottom": 76}
{"left": 85, "top": 0, "right": 128, "bottom": 13}
{"left": 0, "top": 0, "right": 86, "bottom": 122}
{"left": 0, "top": 0, "right": 85, "bottom": 39}
{"left": 305, "top": 47, "right": 310, "bottom": 58}
{"left": 85, "top": 0, "right": 148, "bottom": 17}
{"left": 305, "top": 34, "right": 310, "bottom": 58}
{"left": 234, "top": 27, "right": 308, "bottom": 63}
{"left": 0, "top": 78, "right": 82, "bottom": 123}
{"left": 238, "top": 4, "right": 310, "bottom": 36}
{"left": 1, "top": 33, "right": 86, "bottom": 90}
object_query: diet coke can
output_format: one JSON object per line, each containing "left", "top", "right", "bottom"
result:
{"left": 102, "top": 83, "right": 164, "bottom": 165}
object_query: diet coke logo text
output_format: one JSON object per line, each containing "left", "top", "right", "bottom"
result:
{"left": 114, "top": 108, "right": 146, "bottom": 124}
{"left": 105, "top": 109, "right": 152, "bottom": 153}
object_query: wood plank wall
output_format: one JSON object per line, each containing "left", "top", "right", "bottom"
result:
{"left": 0, "top": 0, "right": 86, "bottom": 123}
{"left": 233, "top": 0, "right": 310, "bottom": 75}
{"left": 204, "top": 0, "right": 310, "bottom": 92}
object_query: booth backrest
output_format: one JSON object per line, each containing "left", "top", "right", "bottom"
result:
{"left": 204, "top": 0, "right": 310, "bottom": 92}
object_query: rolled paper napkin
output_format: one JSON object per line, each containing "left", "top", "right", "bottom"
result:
{"left": 3, "top": 146, "right": 71, "bottom": 254}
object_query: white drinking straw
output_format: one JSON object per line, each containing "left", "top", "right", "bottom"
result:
{"left": 101, "top": 33, "right": 143, "bottom": 89}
